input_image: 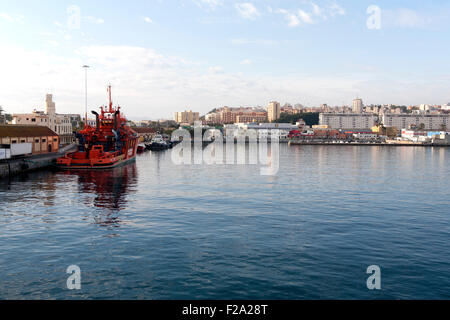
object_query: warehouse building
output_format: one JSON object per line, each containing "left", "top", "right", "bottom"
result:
{"left": 0, "top": 125, "right": 59, "bottom": 154}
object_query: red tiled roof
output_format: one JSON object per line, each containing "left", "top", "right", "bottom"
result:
{"left": 0, "top": 125, "right": 58, "bottom": 138}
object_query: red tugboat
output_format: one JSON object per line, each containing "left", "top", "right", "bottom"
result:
{"left": 57, "top": 86, "right": 139, "bottom": 169}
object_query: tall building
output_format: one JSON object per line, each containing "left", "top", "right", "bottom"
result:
{"left": 12, "top": 94, "right": 74, "bottom": 145}
{"left": 267, "top": 101, "right": 281, "bottom": 122}
{"left": 45, "top": 94, "right": 56, "bottom": 115}
{"left": 352, "top": 98, "right": 363, "bottom": 113}
{"left": 174, "top": 110, "right": 200, "bottom": 125}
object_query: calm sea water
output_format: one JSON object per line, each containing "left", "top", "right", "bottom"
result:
{"left": 0, "top": 145, "right": 449, "bottom": 299}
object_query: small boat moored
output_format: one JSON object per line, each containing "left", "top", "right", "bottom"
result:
{"left": 146, "top": 134, "right": 169, "bottom": 151}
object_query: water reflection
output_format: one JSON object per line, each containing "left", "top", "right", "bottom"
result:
{"left": 58, "top": 163, "right": 138, "bottom": 227}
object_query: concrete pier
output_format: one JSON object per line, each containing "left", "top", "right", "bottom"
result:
{"left": 0, "top": 143, "right": 76, "bottom": 179}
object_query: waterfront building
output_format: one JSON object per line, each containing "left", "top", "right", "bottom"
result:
{"left": 12, "top": 94, "right": 74, "bottom": 145}
{"left": 83, "top": 117, "right": 97, "bottom": 127}
{"left": 204, "top": 112, "right": 221, "bottom": 124}
{"left": 132, "top": 127, "right": 157, "bottom": 142}
{"left": 62, "top": 114, "right": 82, "bottom": 128}
{"left": 225, "top": 122, "right": 301, "bottom": 140}
{"left": 205, "top": 107, "right": 267, "bottom": 125}
{"left": 0, "top": 125, "right": 59, "bottom": 154}
{"left": 267, "top": 101, "right": 281, "bottom": 122}
{"left": 382, "top": 113, "right": 449, "bottom": 131}
{"left": 235, "top": 113, "right": 268, "bottom": 124}
{"left": 352, "top": 98, "right": 363, "bottom": 113}
{"left": 174, "top": 110, "right": 200, "bottom": 125}
{"left": 319, "top": 113, "right": 377, "bottom": 130}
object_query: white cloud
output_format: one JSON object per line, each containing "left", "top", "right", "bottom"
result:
{"left": 208, "top": 66, "right": 224, "bottom": 73}
{"left": 194, "top": 0, "right": 223, "bottom": 10}
{"left": 0, "top": 13, "right": 24, "bottom": 23}
{"left": 86, "top": 16, "right": 104, "bottom": 24}
{"left": 276, "top": 2, "right": 345, "bottom": 27}
{"left": 276, "top": 9, "right": 300, "bottom": 27}
{"left": 379, "top": 7, "right": 447, "bottom": 29}
{"left": 240, "top": 59, "right": 252, "bottom": 65}
{"left": 311, "top": 3, "right": 321, "bottom": 16}
{"left": 235, "top": 3, "right": 260, "bottom": 20}
{"left": 328, "top": 2, "right": 346, "bottom": 17}
{"left": 0, "top": 13, "right": 13, "bottom": 22}
{"left": 1, "top": 44, "right": 448, "bottom": 120}
{"left": 298, "top": 10, "right": 313, "bottom": 24}
{"left": 144, "top": 17, "right": 153, "bottom": 23}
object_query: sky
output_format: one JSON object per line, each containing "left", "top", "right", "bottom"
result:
{"left": 1, "top": 0, "right": 450, "bottom": 120}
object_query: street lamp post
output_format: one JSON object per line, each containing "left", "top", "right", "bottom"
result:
{"left": 82, "top": 65, "right": 89, "bottom": 128}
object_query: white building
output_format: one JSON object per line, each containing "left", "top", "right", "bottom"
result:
{"left": 382, "top": 113, "right": 450, "bottom": 130}
{"left": 12, "top": 94, "right": 74, "bottom": 145}
{"left": 319, "top": 113, "right": 377, "bottom": 130}
{"left": 441, "top": 103, "right": 450, "bottom": 111}
{"left": 352, "top": 98, "right": 363, "bottom": 113}
{"left": 419, "top": 104, "right": 430, "bottom": 112}
{"left": 224, "top": 122, "right": 299, "bottom": 140}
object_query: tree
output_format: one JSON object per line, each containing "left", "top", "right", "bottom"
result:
{"left": 274, "top": 112, "right": 320, "bottom": 126}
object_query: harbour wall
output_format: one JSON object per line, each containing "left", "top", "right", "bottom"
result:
{"left": 0, "top": 143, "right": 76, "bottom": 179}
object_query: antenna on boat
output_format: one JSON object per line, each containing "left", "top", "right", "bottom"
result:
{"left": 83, "top": 65, "right": 89, "bottom": 128}
{"left": 108, "top": 84, "right": 113, "bottom": 113}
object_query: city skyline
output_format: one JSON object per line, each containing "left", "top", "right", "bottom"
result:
{"left": 1, "top": 0, "right": 450, "bottom": 120}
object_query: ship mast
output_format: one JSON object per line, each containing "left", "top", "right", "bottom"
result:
{"left": 108, "top": 85, "right": 113, "bottom": 113}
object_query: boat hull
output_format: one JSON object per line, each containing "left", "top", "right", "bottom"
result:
{"left": 57, "top": 155, "right": 136, "bottom": 170}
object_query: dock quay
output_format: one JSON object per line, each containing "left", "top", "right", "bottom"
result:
{"left": 288, "top": 140, "right": 450, "bottom": 147}
{"left": 0, "top": 143, "right": 76, "bottom": 179}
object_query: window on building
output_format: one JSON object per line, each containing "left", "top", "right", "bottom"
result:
{"left": 42, "top": 139, "right": 46, "bottom": 143}
{"left": 53, "top": 138, "right": 57, "bottom": 142}
{"left": 32, "top": 118, "right": 36, "bottom": 122}
{"left": 21, "top": 140, "right": 25, "bottom": 143}
{"left": 35, "top": 139, "right": 40, "bottom": 143}
{"left": 12, "top": 140, "right": 17, "bottom": 144}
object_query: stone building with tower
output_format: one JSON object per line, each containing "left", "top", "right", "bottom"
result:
{"left": 12, "top": 94, "right": 74, "bottom": 145}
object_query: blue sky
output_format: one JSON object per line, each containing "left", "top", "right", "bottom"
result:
{"left": 1, "top": 0, "right": 450, "bottom": 119}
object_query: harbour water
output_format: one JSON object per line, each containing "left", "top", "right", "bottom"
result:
{"left": 0, "top": 145, "right": 449, "bottom": 299}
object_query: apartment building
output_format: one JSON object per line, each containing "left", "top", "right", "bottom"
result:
{"left": 382, "top": 113, "right": 449, "bottom": 130}
{"left": 174, "top": 110, "right": 200, "bottom": 125}
{"left": 319, "top": 113, "right": 378, "bottom": 130}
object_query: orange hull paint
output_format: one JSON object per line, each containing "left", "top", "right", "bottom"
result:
{"left": 57, "top": 85, "right": 139, "bottom": 170}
